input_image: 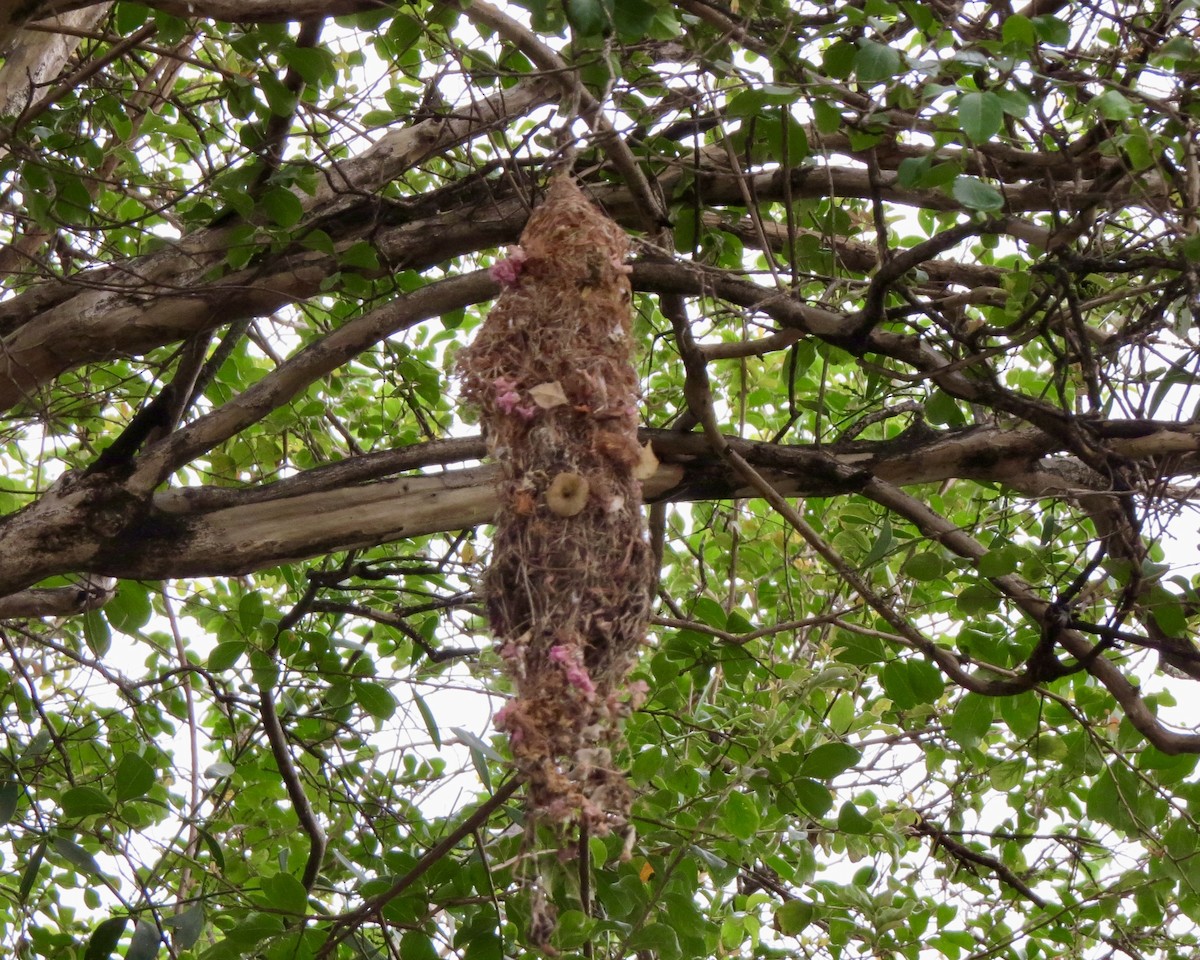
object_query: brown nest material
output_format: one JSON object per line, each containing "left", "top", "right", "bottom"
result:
{"left": 458, "top": 177, "right": 654, "bottom": 834}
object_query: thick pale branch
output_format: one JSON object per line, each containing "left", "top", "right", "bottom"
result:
{"left": 0, "top": 0, "right": 380, "bottom": 46}
{"left": 0, "top": 77, "right": 556, "bottom": 411}
{"left": 1, "top": 154, "right": 1163, "bottom": 413}
{"left": 60, "top": 423, "right": 1200, "bottom": 583}
{"left": 129, "top": 270, "right": 497, "bottom": 492}
{"left": 0, "top": 576, "right": 115, "bottom": 618}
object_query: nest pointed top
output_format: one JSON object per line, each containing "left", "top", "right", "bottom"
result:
{"left": 521, "top": 176, "right": 629, "bottom": 271}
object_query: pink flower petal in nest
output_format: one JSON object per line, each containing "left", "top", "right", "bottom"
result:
{"left": 565, "top": 664, "right": 597, "bottom": 699}
{"left": 627, "top": 680, "right": 650, "bottom": 709}
{"left": 495, "top": 388, "right": 523, "bottom": 414}
{"left": 489, "top": 245, "right": 528, "bottom": 287}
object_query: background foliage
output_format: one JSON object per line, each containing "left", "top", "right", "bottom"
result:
{"left": 3, "top": 0, "right": 1200, "bottom": 957}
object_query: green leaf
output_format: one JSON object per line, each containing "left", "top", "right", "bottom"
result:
{"left": 239, "top": 591, "right": 265, "bottom": 632}
{"left": 450, "top": 726, "right": 502, "bottom": 762}
{"left": 62, "top": 786, "right": 115, "bottom": 818}
{"left": 861, "top": 518, "right": 893, "bottom": 568}
{"left": 1086, "top": 766, "right": 1138, "bottom": 833}
{"left": 400, "top": 931, "right": 439, "bottom": 960}
{"left": 925, "top": 387, "right": 967, "bottom": 426}
{"left": 725, "top": 608, "right": 754, "bottom": 634}
{"left": 834, "top": 632, "right": 886, "bottom": 665}
{"left": 720, "top": 791, "right": 761, "bottom": 841}
{"left": 84, "top": 609, "right": 112, "bottom": 658}
{"left": 115, "top": 754, "right": 156, "bottom": 804}
{"left": 903, "top": 552, "right": 947, "bottom": 581}
{"left": 798, "top": 742, "right": 861, "bottom": 779}
{"left": 812, "top": 99, "right": 842, "bottom": 134}
{"left": 958, "top": 91, "right": 1004, "bottom": 143}
{"left": 52, "top": 835, "right": 105, "bottom": 877}
{"left": 208, "top": 641, "right": 247, "bottom": 671}
{"left": 261, "top": 871, "right": 309, "bottom": 914}
{"left": 628, "top": 923, "right": 681, "bottom": 959}
{"left": 249, "top": 648, "right": 279, "bottom": 688}
{"left": 115, "top": 3, "right": 149, "bottom": 33}
{"left": 775, "top": 899, "right": 814, "bottom": 936}
{"left": 84, "top": 916, "right": 127, "bottom": 960}
{"left": 340, "top": 241, "right": 380, "bottom": 270}
{"left": 1032, "top": 14, "right": 1070, "bottom": 45}
{"left": 854, "top": 41, "right": 901, "bottom": 84}
{"left": 413, "top": 692, "right": 441, "bottom": 749}
{"left": 951, "top": 176, "right": 1005, "bottom": 212}
{"left": 957, "top": 583, "right": 1001, "bottom": 617}
{"left": 106, "top": 584, "right": 153, "bottom": 635}
{"left": 258, "top": 70, "right": 298, "bottom": 116}
{"left": 989, "top": 758, "right": 1026, "bottom": 791}
{"left": 0, "top": 778, "right": 18, "bottom": 824}
{"left": 673, "top": 205, "right": 698, "bottom": 252}
{"left": 691, "top": 596, "right": 726, "bottom": 628}
{"left": 463, "top": 932, "right": 504, "bottom": 960}
{"left": 261, "top": 187, "right": 304, "bottom": 229}
{"left": 977, "top": 548, "right": 1020, "bottom": 578}
{"left": 948, "top": 694, "right": 993, "bottom": 749}
{"left": 1093, "top": 89, "right": 1133, "bottom": 120}
{"left": 355, "top": 681, "right": 397, "bottom": 720}
{"left": 1001, "top": 14, "right": 1036, "bottom": 47}
{"left": 223, "top": 912, "right": 284, "bottom": 947}
{"left": 198, "top": 827, "right": 226, "bottom": 873}
{"left": 280, "top": 45, "right": 333, "bottom": 85}
{"left": 793, "top": 778, "right": 834, "bottom": 818}
{"left": 837, "top": 801, "right": 873, "bottom": 835}
{"left": 1150, "top": 592, "right": 1189, "bottom": 636}
{"left": 908, "top": 659, "right": 946, "bottom": 703}
{"left": 126, "top": 920, "right": 161, "bottom": 960}
{"left": 612, "top": 0, "right": 657, "bottom": 37}
{"left": 881, "top": 661, "right": 920, "bottom": 710}
{"left": 19, "top": 841, "right": 45, "bottom": 902}
{"left": 554, "top": 910, "right": 597, "bottom": 950}
{"left": 163, "top": 905, "right": 204, "bottom": 950}
{"left": 565, "top": 0, "right": 611, "bottom": 35}
{"left": 822, "top": 40, "right": 857, "bottom": 80}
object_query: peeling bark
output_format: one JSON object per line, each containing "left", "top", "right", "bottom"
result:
{"left": 0, "top": 77, "right": 557, "bottom": 410}
{"left": 1, "top": 421, "right": 1195, "bottom": 595}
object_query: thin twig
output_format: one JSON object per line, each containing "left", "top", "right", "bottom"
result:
{"left": 316, "top": 778, "right": 520, "bottom": 957}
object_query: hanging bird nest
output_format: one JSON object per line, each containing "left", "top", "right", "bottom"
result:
{"left": 458, "top": 177, "right": 655, "bottom": 835}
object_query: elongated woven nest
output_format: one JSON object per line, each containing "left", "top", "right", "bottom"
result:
{"left": 458, "top": 177, "right": 653, "bottom": 834}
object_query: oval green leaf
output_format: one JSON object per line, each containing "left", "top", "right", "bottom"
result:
{"left": 958, "top": 91, "right": 1003, "bottom": 143}
{"left": 798, "top": 742, "right": 861, "bottom": 779}
{"left": 951, "top": 176, "right": 1005, "bottom": 213}
{"left": 261, "top": 871, "right": 308, "bottom": 914}
{"left": 126, "top": 920, "right": 161, "bottom": 960}
{"left": 84, "top": 916, "right": 127, "bottom": 960}
{"left": 854, "top": 41, "right": 901, "bottom": 84}
{"left": 720, "top": 790, "right": 761, "bottom": 841}
{"left": 62, "top": 786, "right": 115, "bottom": 819}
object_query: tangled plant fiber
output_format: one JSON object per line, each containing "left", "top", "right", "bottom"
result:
{"left": 459, "top": 177, "right": 654, "bottom": 837}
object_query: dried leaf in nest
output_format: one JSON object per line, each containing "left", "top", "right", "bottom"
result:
{"left": 529, "top": 381, "right": 569, "bottom": 410}
{"left": 545, "top": 472, "right": 589, "bottom": 516}
{"left": 633, "top": 441, "right": 659, "bottom": 481}
{"left": 457, "top": 176, "right": 653, "bottom": 838}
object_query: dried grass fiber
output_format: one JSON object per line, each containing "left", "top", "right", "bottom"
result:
{"left": 458, "top": 177, "right": 653, "bottom": 833}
